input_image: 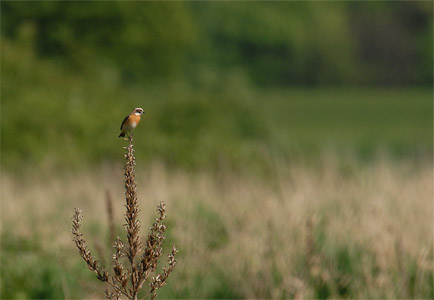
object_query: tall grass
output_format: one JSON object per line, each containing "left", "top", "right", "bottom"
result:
{"left": 1, "top": 154, "right": 432, "bottom": 298}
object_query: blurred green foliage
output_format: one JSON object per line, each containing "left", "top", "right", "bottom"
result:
{"left": 2, "top": 2, "right": 195, "bottom": 81}
{"left": 1, "top": 1, "right": 432, "bottom": 171}
{"left": 0, "top": 232, "right": 91, "bottom": 299}
{"left": 193, "top": 202, "right": 229, "bottom": 250}
{"left": 1, "top": 30, "right": 431, "bottom": 171}
{"left": 2, "top": 1, "right": 432, "bottom": 86}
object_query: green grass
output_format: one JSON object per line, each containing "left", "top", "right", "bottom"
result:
{"left": 259, "top": 87, "right": 432, "bottom": 159}
{"left": 0, "top": 232, "right": 91, "bottom": 299}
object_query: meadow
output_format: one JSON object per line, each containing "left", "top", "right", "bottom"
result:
{"left": 2, "top": 2, "right": 433, "bottom": 298}
{"left": 1, "top": 154, "right": 432, "bottom": 298}
{"left": 2, "top": 32, "right": 433, "bottom": 300}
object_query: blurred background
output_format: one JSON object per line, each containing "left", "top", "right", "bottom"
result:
{"left": 1, "top": 1, "right": 432, "bottom": 299}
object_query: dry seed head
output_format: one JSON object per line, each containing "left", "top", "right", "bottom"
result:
{"left": 149, "top": 245, "right": 178, "bottom": 300}
{"left": 71, "top": 208, "right": 109, "bottom": 282}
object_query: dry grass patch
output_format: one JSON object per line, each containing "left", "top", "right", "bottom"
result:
{"left": 1, "top": 156, "right": 432, "bottom": 298}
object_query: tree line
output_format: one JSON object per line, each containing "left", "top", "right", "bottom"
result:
{"left": 2, "top": 1, "right": 432, "bottom": 86}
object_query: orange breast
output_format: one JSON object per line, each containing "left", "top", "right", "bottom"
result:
{"left": 129, "top": 114, "right": 141, "bottom": 128}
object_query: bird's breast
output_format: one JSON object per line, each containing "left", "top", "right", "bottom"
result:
{"left": 129, "top": 114, "right": 141, "bottom": 128}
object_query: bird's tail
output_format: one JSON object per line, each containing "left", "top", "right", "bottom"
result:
{"left": 119, "top": 132, "right": 125, "bottom": 138}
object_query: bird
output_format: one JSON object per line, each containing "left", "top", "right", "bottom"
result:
{"left": 119, "top": 108, "right": 145, "bottom": 138}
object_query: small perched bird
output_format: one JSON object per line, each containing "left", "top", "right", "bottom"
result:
{"left": 119, "top": 108, "right": 145, "bottom": 138}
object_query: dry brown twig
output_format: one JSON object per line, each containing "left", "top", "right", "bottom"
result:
{"left": 106, "top": 189, "right": 116, "bottom": 244}
{"left": 72, "top": 135, "right": 177, "bottom": 300}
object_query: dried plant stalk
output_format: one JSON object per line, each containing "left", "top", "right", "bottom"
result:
{"left": 72, "top": 208, "right": 109, "bottom": 282}
{"left": 106, "top": 189, "right": 116, "bottom": 244}
{"left": 72, "top": 134, "right": 177, "bottom": 300}
{"left": 150, "top": 245, "right": 178, "bottom": 300}
{"left": 123, "top": 136, "right": 142, "bottom": 299}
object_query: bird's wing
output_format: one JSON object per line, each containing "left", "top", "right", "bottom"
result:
{"left": 120, "top": 115, "right": 130, "bottom": 130}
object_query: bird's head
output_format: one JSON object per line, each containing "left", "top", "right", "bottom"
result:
{"left": 133, "top": 108, "right": 145, "bottom": 116}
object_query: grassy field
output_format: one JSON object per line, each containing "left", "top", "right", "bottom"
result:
{"left": 258, "top": 87, "right": 432, "bottom": 159}
{"left": 1, "top": 156, "right": 432, "bottom": 298}
{"left": 2, "top": 85, "right": 433, "bottom": 298}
